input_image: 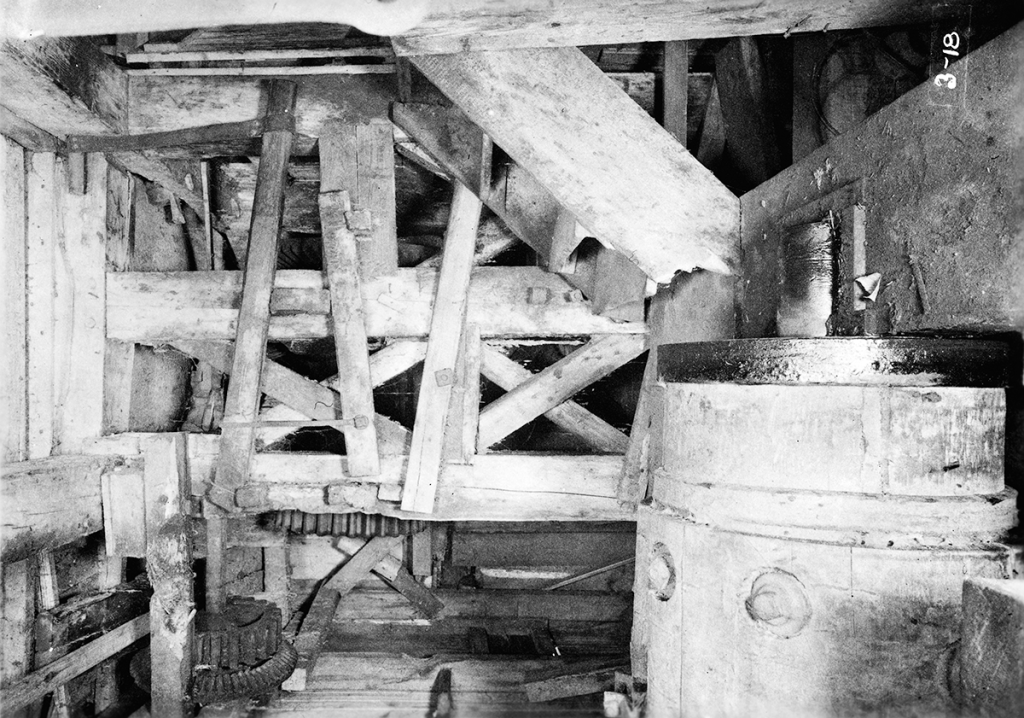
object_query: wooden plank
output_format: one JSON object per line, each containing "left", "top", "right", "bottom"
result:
{"left": 335, "top": 588, "right": 631, "bottom": 624}
{"left": 0, "top": 105, "right": 60, "bottom": 151}
{"left": 36, "top": 550, "right": 71, "bottom": 718}
{"left": 1, "top": 559, "right": 34, "bottom": 718}
{"left": 103, "top": 165, "right": 135, "bottom": 435}
{"left": 384, "top": 567, "right": 444, "bottom": 619}
{"left": 355, "top": 120, "right": 398, "bottom": 278}
{"left": 0, "top": 614, "right": 149, "bottom": 713}
{"left": 0, "top": 36, "right": 205, "bottom": 212}
{"left": 327, "top": 536, "right": 403, "bottom": 595}
{"left": 391, "top": 1, "right": 994, "bottom": 53}
{"left": 85, "top": 433, "right": 633, "bottom": 521}
{"left": 142, "top": 434, "right": 193, "bottom": 718}
{"left": 480, "top": 346, "right": 627, "bottom": 454}
{"left": 213, "top": 80, "right": 297, "bottom": 509}
{"left": 409, "top": 49, "right": 738, "bottom": 279}
{"left": 460, "top": 326, "right": 481, "bottom": 462}
{"left": 282, "top": 588, "right": 341, "bottom": 691}
{"left": 106, "top": 267, "right": 646, "bottom": 341}
{"left": 53, "top": 154, "right": 107, "bottom": 453}
{"left": 1, "top": 456, "right": 109, "bottom": 563}
{"left": 478, "top": 335, "right": 646, "bottom": 449}
{"left": 7, "top": 2, "right": 429, "bottom": 40}
{"left": 392, "top": 102, "right": 559, "bottom": 264}
{"left": 319, "top": 133, "right": 380, "bottom": 475}
{"left": 524, "top": 662, "right": 627, "bottom": 702}
{"left": 663, "top": 40, "right": 688, "bottom": 145}
{"left": 1, "top": 137, "right": 27, "bottom": 464}
{"left": 100, "top": 465, "right": 147, "bottom": 557}
{"left": 0, "top": 37, "right": 127, "bottom": 135}
{"left": 401, "top": 184, "right": 481, "bottom": 513}
{"left": 171, "top": 340, "right": 409, "bottom": 457}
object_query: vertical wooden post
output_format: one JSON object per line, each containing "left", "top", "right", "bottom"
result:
{"left": 204, "top": 504, "right": 228, "bottom": 613}
{"left": 144, "top": 433, "right": 194, "bottom": 718}
{"left": 319, "top": 127, "right": 381, "bottom": 477}
{"left": 663, "top": 40, "right": 689, "bottom": 146}
{"left": 401, "top": 183, "right": 482, "bottom": 513}
{"left": 213, "top": 80, "right": 297, "bottom": 509}
{"left": 36, "top": 550, "right": 71, "bottom": 718}
{"left": 2, "top": 136, "right": 27, "bottom": 464}
{"left": 1, "top": 559, "right": 35, "bottom": 718}
{"left": 103, "top": 165, "right": 135, "bottom": 435}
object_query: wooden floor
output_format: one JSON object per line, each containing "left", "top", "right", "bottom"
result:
{"left": 255, "top": 652, "right": 612, "bottom": 716}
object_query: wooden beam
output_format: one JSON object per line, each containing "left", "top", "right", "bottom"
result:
{"left": 5, "top": 0, "right": 431, "bottom": 38}
{"left": 213, "top": 80, "right": 296, "bottom": 510}
{"left": 142, "top": 434, "right": 193, "bottom": 718}
{"left": 0, "top": 105, "right": 60, "bottom": 151}
{"left": 480, "top": 346, "right": 628, "bottom": 454}
{"left": 390, "top": 0, "right": 997, "bottom": 54}
{"left": 108, "top": 268, "right": 646, "bottom": 341}
{"left": 402, "top": 184, "right": 482, "bottom": 513}
{"left": 102, "top": 166, "right": 135, "bottom": 436}
{"left": 0, "top": 614, "right": 149, "bottom": 713}
{"left": 2, "top": 137, "right": 27, "bottom": 465}
{"left": 86, "top": 433, "right": 633, "bottom": 521}
{"left": 319, "top": 129, "right": 382, "bottom": 476}
{"left": 409, "top": 49, "right": 739, "bottom": 279}
{"left": 0, "top": 36, "right": 207, "bottom": 213}
{"left": 392, "top": 102, "right": 560, "bottom": 265}
{"left": 170, "top": 340, "right": 408, "bottom": 456}
{"left": 1, "top": 456, "right": 110, "bottom": 563}
{"left": 663, "top": 41, "right": 688, "bottom": 145}
{"left": 319, "top": 122, "right": 399, "bottom": 278}
{"left": 524, "top": 661, "right": 628, "bottom": 702}
{"left": 36, "top": 551, "right": 71, "bottom": 718}
{"left": 478, "top": 335, "right": 646, "bottom": 450}
{"left": 284, "top": 535, "right": 403, "bottom": 692}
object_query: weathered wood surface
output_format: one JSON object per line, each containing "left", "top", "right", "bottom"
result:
{"left": 171, "top": 340, "right": 408, "bottom": 455}
{"left": 0, "top": 614, "right": 149, "bottom": 713}
{"left": 214, "top": 80, "right": 296, "bottom": 509}
{"left": 0, "top": 36, "right": 205, "bottom": 211}
{"left": 0, "top": 105, "right": 60, "bottom": 151}
{"left": 410, "top": 48, "right": 739, "bottom": 280}
{"left": 394, "top": 100, "right": 663, "bottom": 300}
{"left": 1, "top": 455, "right": 111, "bottom": 563}
{"left": 319, "top": 121, "right": 398, "bottom": 278}
{"left": 391, "top": 0, "right": 1000, "bottom": 53}
{"left": 663, "top": 40, "right": 688, "bottom": 145}
{"left": 128, "top": 75, "right": 396, "bottom": 144}
{"left": 107, "top": 268, "right": 647, "bottom": 341}
{"left": 403, "top": 184, "right": 481, "bottom": 513}
{"left": 318, "top": 187, "right": 381, "bottom": 476}
{"left": 2, "top": 137, "right": 27, "bottom": 464}
{"left": 88, "top": 432, "right": 630, "bottom": 520}
{"left": 959, "top": 578, "right": 1024, "bottom": 718}
{"left": 480, "top": 346, "right": 628, "bottom": 454}
{"left": 4, "top": 0, "right": 430, "bottom": 38}
{"left": 478, "top": 335, "right": 646, "bottom": 449}
{"left": 143, "top": 434, "right": 193, "bottom": 718}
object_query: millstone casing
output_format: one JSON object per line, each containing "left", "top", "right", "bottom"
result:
{"left": 634, "top": 339, "right": 1021, "bottom": 718}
